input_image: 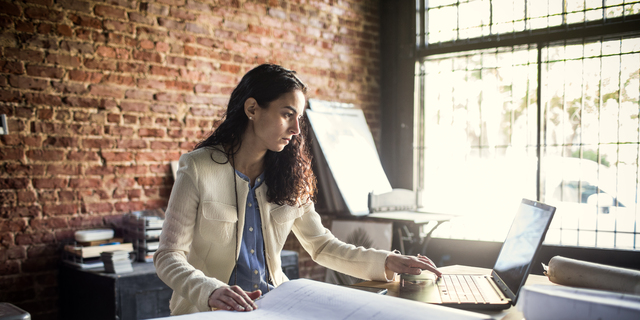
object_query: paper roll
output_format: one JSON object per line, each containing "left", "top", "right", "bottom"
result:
{"left": 547, "top": 256, "right": 640, "bottom": 294}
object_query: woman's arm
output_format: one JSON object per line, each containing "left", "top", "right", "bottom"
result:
{"left": 153, "top": 154, "right": 226, "bottom": 312}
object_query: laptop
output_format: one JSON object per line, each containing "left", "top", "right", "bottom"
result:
{"left": 399, "top": 198, "right": 556, "bottom": 310}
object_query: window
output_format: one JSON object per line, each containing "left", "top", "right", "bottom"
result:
{"left": 415, "top": 0, "right": 640, "bottom": 250}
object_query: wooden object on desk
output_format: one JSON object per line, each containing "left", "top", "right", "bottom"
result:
{"left": 354, "top": 265, "right": 553, "bottom": 320}
{"left": 64, "top": 242, "right": 133, "bottom": 258}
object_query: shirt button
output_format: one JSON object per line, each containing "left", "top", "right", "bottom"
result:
{"left": 250, "top": 249, "right": 255, "bottom": 254}
{"left": 254, "top": 284, "right": 258, "bottom": 289}
{"left": 254, "top": 269, "right": 258, "bottom": 275}
{"left": 249, "top": 227, "right": 253, "bottom": 232}
{"left": 257, "top": 178, "right": 261, "bottom": 182}
{"left": 248, "top": 203, "right": 252, "bottom": 207}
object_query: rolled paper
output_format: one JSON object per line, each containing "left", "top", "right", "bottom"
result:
{"left": 547, "top": 255, "right": 640, "bottom": 294}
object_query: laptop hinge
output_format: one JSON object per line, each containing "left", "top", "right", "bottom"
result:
{"left": 487, "top": 276, "right": 510, "bottom": 302}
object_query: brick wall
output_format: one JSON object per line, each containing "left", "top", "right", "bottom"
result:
{"left": 0, "top": 0, "right": 381, "bottom": 319}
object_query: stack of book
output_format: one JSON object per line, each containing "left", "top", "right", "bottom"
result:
{"left": 100, "top": 250, "right": 133, "bottom": 274}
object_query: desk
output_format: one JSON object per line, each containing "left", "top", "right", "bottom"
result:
{"left": 355, "top": 265, "right": 553, "bottom": 320}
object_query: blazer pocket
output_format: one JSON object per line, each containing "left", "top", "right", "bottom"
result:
{"left": 271, "top": 206, "right": 303, "bottom": 245}
{"left": 199, "top": 201, "right": 238, "bottom": 243}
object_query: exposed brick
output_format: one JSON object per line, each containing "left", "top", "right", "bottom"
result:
{"left": 83, "top": 202, "right": 113, "bottom": 214}
{"left": 101, "top": 151, "right": 133, "bottom": 162}
{"left": 32, "top": 178, "right": 67, "bottom": 189}
{"left": 4, "top": 164, "right": 45, "bottom": 176}
{"left": 24, "top": 7, "right": 63, "bottom": 22}
{"left": 0, "top": 2, "right": 22, "bottom": 16}
{"left": 0, "top": 60, "right": 25, "bottom": 74}
{"left": 0, "top": 148, "right": 24, "bottom": 161}
{"left": 30, "top": 218, "right": 68, "bottom": 230}
{"left": 45, "top": 53, "right": 82, "bottom": 67}
{"left": 95, "top": 4, "right": 126, "bottom": 19}
{"left": 46, "top": 164, "right": 81, "bottom": 175}
{"left": 42, "top": 204, "right": 77, "bottom": 216}
{"left": 68, "top": 13, "right": 102, "bottom": 29}
{"left": 8, "top": 75, "right": 49, "bottom": 90}
{"left": 139, "top": 128, "right": 165, "bottom": 138}
{"left": 25, "top": 92, "right": 62, "bottom": 106}
{"left": 58, "top": 0, "right": 92, "bottom": 13}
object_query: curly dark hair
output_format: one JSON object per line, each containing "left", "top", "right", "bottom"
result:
{"left": 194, "top": 64, "right": 317, "bottom": 206}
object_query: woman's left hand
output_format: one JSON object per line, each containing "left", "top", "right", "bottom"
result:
{"left": 385, "top": 252, "right": 442, "bottom": 277}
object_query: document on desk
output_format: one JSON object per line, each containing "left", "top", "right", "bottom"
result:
{"left": 161, "top": 279, "right": 491, "bottom": 320}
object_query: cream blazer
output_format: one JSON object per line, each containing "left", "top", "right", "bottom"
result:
{"left": 154, "top": 147, "right": 394, "bottom": 315}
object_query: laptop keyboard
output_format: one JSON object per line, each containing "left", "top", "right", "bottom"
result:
{"left": 438, "top": 275, "right": 490, "bottom": 304}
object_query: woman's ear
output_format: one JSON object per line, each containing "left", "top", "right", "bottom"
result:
{"left": 244, "top": 97, "right": 258, "bottom": 120}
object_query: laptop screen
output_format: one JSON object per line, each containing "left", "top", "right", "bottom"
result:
{"left": 492, "top": 199, "right": 556, "bottom": 301}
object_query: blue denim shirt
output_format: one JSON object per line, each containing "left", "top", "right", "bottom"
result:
{"left": 228, "top": 171, "right": 274, "bottom": 293}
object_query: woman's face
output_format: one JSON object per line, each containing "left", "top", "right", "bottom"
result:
{"left": 252, "top": 90, "right": 306, "bottom": 152}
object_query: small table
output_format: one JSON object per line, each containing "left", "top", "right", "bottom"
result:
{"left": 355, "top": 265, "right": 553, "bottom": 320}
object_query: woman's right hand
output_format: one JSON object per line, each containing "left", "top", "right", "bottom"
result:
{"left": 208, "top": 285, "right": 261, "bottom": 312}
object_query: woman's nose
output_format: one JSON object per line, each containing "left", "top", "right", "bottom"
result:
{"left": 290, "top": 118, "right": 301, "bottom": 135}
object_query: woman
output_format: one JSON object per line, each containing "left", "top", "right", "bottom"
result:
{"left": 154, "top": 64, "right": 441, "bottom": 315}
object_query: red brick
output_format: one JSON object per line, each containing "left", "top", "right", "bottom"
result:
{"left": 150, "top": 141, "right": 178, "bottom": 149}
{"left": 63, "top": 96, "right": 101, "bottom": 108}
{"left": 83, "top": 202, "right": 113, "bottom": 214}
{"left": 82, "top": 138, "right": 114, "bottom": 149}
{"left": 31, "top": 122, "right": 69, "bottom": 134}
{"left": 124, "top": 89, "right": 154, "bottom": 100}
{"left": 0, "top": 206, "right": 39, "bottom": 218}
{"left": 132, "top": 50, "right": 162, "bottom": 63}
{"left": 84, "top": 58, "right": 118, "bottom": 71}
{"left": 89, "top": 84, "right": 125, "bottom": 99}
{"left": 139, "top": 128, "right": 165, "bottom": 138}
{"left": 84, "top": 165, "right": 115, "bottom": 175}
{"left": 43, "top": 136, "right": 78, "bottom": 148}
{"left": 103, "top": 20, "right": 133, "bottom": 33}
{"left": 137, "top": 176, "right": 165, "bottom": 186}
{"left": 32, "top": 178, "right": 67, "bottom": 189}
{"left": 8, "top": 75, "right": 49, "bottom": 90}
{"left": 17, "top": 190, "right": 37, "bottom": 203}
{"left": 68, "top": 215, "right": 104, "bottom": 228}
{"left": 25, "top": 92, "right": 62, "bottom": 106}
{"left": 0, "top": 89, "right": 21, "bottom": 102}
{"left": 68, "top": 70, "right": 102, "bottom": 82}
{"left": 102, "top": 74, "right": 134, "bottom": 86}
{"left": 45, "top": 53, "right": 82, "bottom": 67}
{"left": 95, "top": 4, "right": 126, "bottom": 19}
{"left": 38, "top": 108, "right": 54, "bottom": 120}
{"left": 137, "top": 79, "right": 166, "bottom": 90}
{"left": 117, "top": 139, "right": 147, "bottom": 149}
{"left": 26, "top": 150, "right": 65, "bottom": 162}
{"left": 42, "top": 204, "right": 77, "bottom": 216}
{"left": 0, "top": 218, "right": 28, "bottom": 232}
{"left": 67, "top": 151, "right": 100, "bottom": 161}
{"left": 0, "top": 60, "right": 25, "bottom": 74}
{"left": 68, "top": 178, "right": 102, "bottom": 188}
{"left": 24, "top": 7, "right": 63, "bottom": 22}
{"left": 114, "top": 201, "right": 144, "bottom": 212}
{"left": 95, "top": 45, "right": 116, "bottom": 58}
{"left": 30, "top": 218, "right": 68, "bottom": 230}
{"left": 58, "top": 190, "right": 75, "bottom": 202}
{"left": 136, "top": 152, "right": 164, "bottom": 161}
{"left": 102, "top": 151, "right": 133, "bottom": 162}
{"left": 46, "top": 164, "right": 80, "bottom": 175}
{"left": 154, "top": 92, "right": 183, "bottom": 102}
{"left": 68, "top": 13, "right": 102, "bottom": 29}
{"left": 0, "top": 191, "right": 17, "bottom": 205}
{"left": 4, "top": 164, "right": 45, "bottom": 176}
{"left": 105, "top": 125, "right": 135, "bottom": 136}
{"left": 60, "top": 42, "right": 92, "bottom": 57}
{"left": 24, "top": 64, "right": 64, "bottom": 79}
{"left": 0, "top": 148, "right": 24, "bottom": 161}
